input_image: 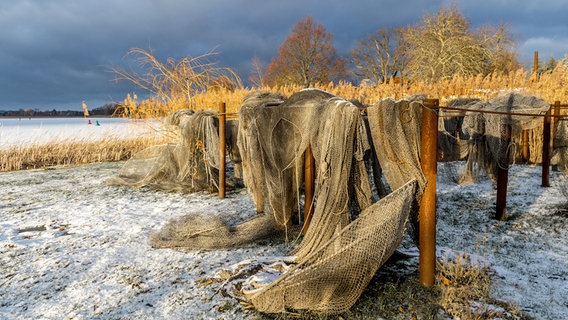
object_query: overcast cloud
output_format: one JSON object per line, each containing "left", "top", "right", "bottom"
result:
{"left": 0, "top": 0, "right": 566, "bottom": 110}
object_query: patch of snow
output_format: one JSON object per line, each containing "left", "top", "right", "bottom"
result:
{"left": 0, "top": 161, "right": 566, "bottom": 319}
{"left": 0, "top": 118, "right": 161, "bottom": 149}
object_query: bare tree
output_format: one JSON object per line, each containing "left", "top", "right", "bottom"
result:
{"left": 350, "top": 27, "right": 407, "bottom": 84}
{"left": 111, "top": 48, "right": 241, "bottom": 110}
{"left": 403, "top": 3, "right": 518, "bottom": 81}
{"left": 248, "top": 55, "right": 265, "bottom": 88}
{"left": 265, "top": 16, "right": 347, "bottom": 87}
{"left": 476, "top": 24, "right": 521, "bottom": 74}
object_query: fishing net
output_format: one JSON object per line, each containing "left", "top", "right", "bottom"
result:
{"left": 147, "top": 89, "right": 374, "bottom": 251}
{"left": 141, "top": 91, "right": 427, "bottom": 314}
{"left": 437, "top": 98, "right": 480, "bottom": 161}
{"left": 231, "top": 94, "right": 426, "bottom": 315}
{"left": 365, "top": 97, "right": 429, "bottom": 244}
{"left": 460, "top": 93, "right": 550, "bottom": 184}
{"left": 241, "top": 179, "right": 417, "bottom": 314}
{"left": 149, "top": 211, "right": 286, "bottom": 251}
{"left": 106, "top": 109, "right": 240, "bottom": 192}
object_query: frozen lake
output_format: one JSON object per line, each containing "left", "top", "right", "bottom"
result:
{"left": 0, "top": 117, "right": 159, "bottom": 149}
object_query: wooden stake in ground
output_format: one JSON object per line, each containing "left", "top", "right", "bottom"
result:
{"left": 496, "top": 124, "right": 511, "bottom": 221}
{"left": 542, "top": 107, "right": 551, "bottom": 187}
{"left": 218, "top": 102, "right": 226, "bottom": 198}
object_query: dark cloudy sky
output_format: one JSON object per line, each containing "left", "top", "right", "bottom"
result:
{"left": 1, "top": 0, "right": 567, "bottom": 111}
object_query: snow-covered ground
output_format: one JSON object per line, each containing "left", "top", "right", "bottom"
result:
{"left": 1, "top": 160, "right": 566, "bottom": 319}
{"left": 0, "top": 117, "right": 158, "bottom": 149}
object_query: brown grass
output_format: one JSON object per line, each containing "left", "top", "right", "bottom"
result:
{"left": 0, "top": 136, "right": 167, "bottom": 172}
{"left": 181, "top": 65, "right": 568, "bottom": 116}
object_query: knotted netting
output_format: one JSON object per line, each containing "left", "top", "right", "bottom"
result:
{"left": 237, "top": 89, "right": 374, "bottom": 236}
{"left": 365, "top": 97, "right": 428, "bottom": 243}
{"left": 460, "top": 93, "right": 550, "bottom": 184}
{"left": 229, "top": 92, "right": 425, "bottom": 314}
{"left": 241, "top": 179, "right": 417, "bottom": 314}
{"left": 106, "top": 109, "right": 223, "bottom": 192}
{"left": 437, "top": 98, "right": 480, "bottom": 161}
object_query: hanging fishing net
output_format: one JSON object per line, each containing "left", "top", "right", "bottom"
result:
{"left": 148, "top": 89, "right": 374, "bottom": 250}
{"left": 229, "top": 94, "right": 426, "bottom": 314}
{"left": 105, "top": 89, "right": 561, "bottom": 315}
{"left": 437, "top": 98, "right": 480, "bottom": 161}
{"left": 459, "top": 93, "right": 550, "bottom": 184}
{"left": 135, "top": 91, "right": 428, "bottom": 314}
{"left": 106, "top": 109, "right": 241, "bottom": 192}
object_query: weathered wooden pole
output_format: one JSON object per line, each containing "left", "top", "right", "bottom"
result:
{"left": 302, "top": 144, "right": 316, "bottom": 235}
{"left": 419, "top": 98, "right": 439, "bottom": 288}
{"left": 521, "top": 130, "right": 530, "bottom": 162}
{"left": 496, "top": 124, "right": 512, "bottom": 221}
{"left": 542, "top": 108, "right": 551, "bottom": 187}
{"left": 218, "top": 102, "right": 226, "bottom": 198}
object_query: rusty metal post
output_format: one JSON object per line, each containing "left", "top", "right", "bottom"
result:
{"left": 218, "top": 102, "right": 226, "bottom": 198}
{"left": 521, "top": 130, "right": 530, "bottom": 162}
{"left": 419, "top": 98, "right": 439, "bottom": 288}
{"left": 542, "top": 108, "right": 551, "bottom": 187}
{"left": 302, "top": 144, "right": 316, "bottom": 235}
{"left": 496, "top": 124, "right": 512, "bottom": 221}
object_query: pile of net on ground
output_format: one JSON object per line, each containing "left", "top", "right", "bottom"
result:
{"left": 106, "top": 109, "right": 241, "bottom": 193}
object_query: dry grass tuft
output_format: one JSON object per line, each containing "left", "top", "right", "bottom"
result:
{"left": 436, "top": 253, "right": 526, "bottom": 319}
{"left": 0, "top": 136, "right": 168, "bottom": 172}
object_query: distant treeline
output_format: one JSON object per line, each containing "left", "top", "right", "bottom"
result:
{"left": 0, "top": 103, "right": 120, "bottom": 117}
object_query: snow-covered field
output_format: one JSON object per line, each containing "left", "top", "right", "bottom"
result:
{"left": 1, "top": 161, "right": 566, "bottom": 319}
{"left": 0, "top": 120, "right": 567, "bottom": 319}
{"left": 0, "top": 117, "right": 157, "bottom": 149}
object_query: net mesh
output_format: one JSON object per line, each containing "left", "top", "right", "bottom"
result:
{"left": 107, "top": 110, "right": 232, "bottom": 192}
{"left": 242, "top": 179, "right": 417, "bottom": 314}
{"left": 233, "top": 94, "right": 425, "bottom": 314}
{"left": 460, "top": 93, "right": 550, "bottom": 183}
{"left": 366, "top": 97, "right": 427, "bottom": 242}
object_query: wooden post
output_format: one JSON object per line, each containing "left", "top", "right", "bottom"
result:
{"left": 552, "top": 101, "right": 561, "bottom": 171}
{"left": 302, "top": 144, "right": 316, "bottom": 235}
{"left": 533, "top": 51, "right": 539, "bottom": 75}
{"left": 521, "top": 130, "right": 530, "bottom": 162}
{"left": 542, "top": 108, "right": 551, "bottom": 187}
{"left": 496, "top": 124, "right": 512, "bottom": 221}
{"left": 419, "top": 98, "right": 438, "bottom": 288}
{"left": 218, "top": 102, "right": 226, "bottom": 198}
